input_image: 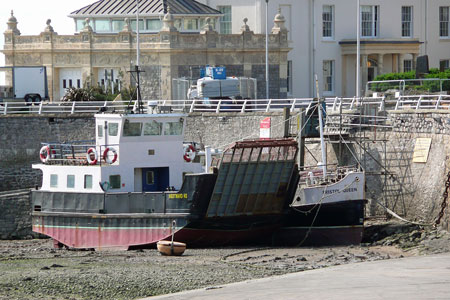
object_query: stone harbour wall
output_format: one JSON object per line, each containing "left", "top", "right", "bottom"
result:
{"left": 1, "top": 110, "right": 450, "bottom": 239}
{"left": 0, "top": 115, "right": 95, "bottom": 191}
{"left": 0, "top": 190, "right": 36, "bottom": 239}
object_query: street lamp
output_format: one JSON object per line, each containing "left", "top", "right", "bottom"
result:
{"left": 356, "top": 0, "right": 360, "bottom": 98}
{"left": 265, "top": 0, "right": 269, "bottom": 100}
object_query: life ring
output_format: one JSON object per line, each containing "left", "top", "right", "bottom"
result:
{"left": 103, "top": 147, "right": 117, "bottom": 164}
{"left": 183, "top": 144, "right": 196, "bottom": 162}
{"left": 39, "top": 145, "right": 51, "bottom": 163}
{"left": 86, "top": 148, "right": 98, "bottom": 165}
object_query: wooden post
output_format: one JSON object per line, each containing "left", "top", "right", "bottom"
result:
{"left": 283, "top": 107, "right": 290, "bottom": 138}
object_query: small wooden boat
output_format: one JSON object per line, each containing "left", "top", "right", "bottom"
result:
{"left": 157, "top": 240, "right": 186, "bottom": 256}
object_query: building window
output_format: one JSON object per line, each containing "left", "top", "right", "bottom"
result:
{"left": 131, "top": 19, "right": 145, "bottom": 32}
{"left": 441, "top": 59, "right": 450, "bottom": 71}
{"left": 361, "top": 5, "right": 379, "bottom": 37}
{"left": 50, "top": 174, "right": 58, "bottom": 188}
{"left": 84, "top": 175, "right": 93, "bottom": 189}
{"left": 112, "top": 20, "right": 125, "bottom": 32}
{"left": 63, "top": 80, "right": 67, "bottom": 89}
{"left": 147, "top": 19, "right": 162, "bottom": 31}
{"left": 287, "top": 61, "right": 293, "bottom": 95}
{"left": 109, "top": 175, "right": 121, "bottom": 189}
{"left": 184, "top": 18, "right": 199, "bottom": 31}
{"left": 76, "top": 19, "right": 85, "bottom": 32}
{"left": 95, "top": 19, "right": 111, "bottom": 32}
{"left": 323, "top": 60, "right": 334, "bottom": 93}
{"left": 440, "top": 7, "right": 450, "bottom": 37}
{"left": 218, "top": 6, "right": 232, "bottom": 34}
{"left": 402, "top": 6, "right": 413, "bottom": 37}
{"left": 404, "top": 60, "right": 413, "bottom": 72}
{"left": 322, "top": 5, "right": 334, "bottom": 39}
{"left": 67, "top": 175, "right": 75, "bottom": 188}
{"left": 69, "top": 80, "right": 73, "bottom": 88}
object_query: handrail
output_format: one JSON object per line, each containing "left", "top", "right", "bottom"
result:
{"left": 4, "top": 96, "right": 439, "bottom": 115}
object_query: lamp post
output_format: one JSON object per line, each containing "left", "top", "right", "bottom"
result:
{"left": 265, "top": 0, "right": 269, "bottom": 100}
{"left": 356, "top": 0, "right": 360, "bottom": 98}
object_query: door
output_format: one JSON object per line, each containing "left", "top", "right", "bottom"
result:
{"left": 59, "top": 68, "right": 82, "bottom": 99}
{"left": 142, "top": 167, "right": 170, "bottom": 192}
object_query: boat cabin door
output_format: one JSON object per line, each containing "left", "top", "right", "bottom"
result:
{"left": 142, "top": 167, "right": 170, "bottom": 192}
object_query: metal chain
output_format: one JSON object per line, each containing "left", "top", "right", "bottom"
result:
{"left": 435, "top": 171, "right": 450, "bottom": 226}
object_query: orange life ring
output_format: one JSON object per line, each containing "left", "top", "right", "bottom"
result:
{"left": 183, "top": 144, "right": 196, "bottom": 162}
{"left": 103, "top": 147, "right": 118, "bottom": 164}
{"left": 39, "top": 145, "right": 51, "bottom": 163}
{"left": 86, "top": 148, "right": 98, "bottom": 165}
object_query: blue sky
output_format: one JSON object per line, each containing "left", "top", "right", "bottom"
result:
{"left": 0, "top": 0, "right": 94, "bottom": 83}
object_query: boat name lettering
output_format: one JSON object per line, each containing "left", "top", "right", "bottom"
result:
{"left": 324, "top": 187, "right": 357, "bottom": 195}
{"left": 169, "top": 193, "right": 188, "bottom": 199}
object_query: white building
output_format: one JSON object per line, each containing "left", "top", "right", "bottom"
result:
{"left": 199, "top": 0, "right": 450, "bottom": 97}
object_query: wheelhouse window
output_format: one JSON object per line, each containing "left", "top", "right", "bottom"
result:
{"left": 109, "top": 175, "right": 121, "bottom": 189}
{"left": 97, "top": 125, "right": 103, "bottom": 137}
{"left": 440, "top": 7, "right": 450, "bottom": 38}
{"left": 143, "top": 121, "right": 162, "bottom": 136}
{"left": 84, "top": 175, "right": 93, "bottom": 189}
{"left": 218, "top": 6, "right": 232, "bottom": 34}
{"left": 163, "top": 121, "right": 183, "bottom": 136}
{"left": 108, "top": 123, "right": 119, "bottom": 136}
{"left": 404, "top": 60, "right": 413, "bottom": 72}
{"left": 323, "top": 60, "right": 334, "bottom": 93}
{"left": 123, "top": 121, "right": 142, "bottom": 136}
{"left": 146, "top": 171, "right": 154, "bottom": 185}
{"left": 402, "top": 6, "right": 413, "bottom": 37}
{"left": 67, "top": 175, "right": 75, "bottom": 188}
{"left": 50, "top": 174, "right": 58, "bottom": 188}
{"left": 361, "top": 5, "right": 379, "bottom": 37}
{"left": 322, "top": 5, "right": 334, "bottom": 39}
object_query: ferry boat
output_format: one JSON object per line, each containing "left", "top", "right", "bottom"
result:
{"left": 31, "top": 111, "right": 300, "bottom": 249}
{"left": 274, "top": 96, "right": 366, "bottom": 246}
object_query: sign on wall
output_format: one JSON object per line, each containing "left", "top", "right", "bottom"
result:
{"left": 260, "top": 117, "right": 271, "bottom": 139}
{"left": 412, "top": 138, "right": 432, "bottom": 163}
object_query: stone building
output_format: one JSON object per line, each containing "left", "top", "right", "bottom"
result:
{"left": 1, "top": 0, "right": 291, "bottom": 101}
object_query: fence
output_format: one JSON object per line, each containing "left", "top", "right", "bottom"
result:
{"left": 2, "top": 95, "right": 450, "bottom": 115}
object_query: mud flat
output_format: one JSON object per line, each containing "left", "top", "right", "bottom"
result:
{"left": 0, "top": 221, "right": 449, "bottom": 300}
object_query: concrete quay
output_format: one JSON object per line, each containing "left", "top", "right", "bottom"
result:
{"left": 147, "top": 253, "right": 450, "bottom": 300}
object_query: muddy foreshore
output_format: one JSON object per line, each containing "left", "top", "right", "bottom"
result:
{"left": 0, "top": 221, "right": 449, "bottom": 300}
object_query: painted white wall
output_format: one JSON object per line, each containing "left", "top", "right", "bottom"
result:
{"left": 199, "top": 0, "right": 450, "bottom": 97}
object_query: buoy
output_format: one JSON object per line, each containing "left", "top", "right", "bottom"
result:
{"left": 157, "top": 220, "right": 186, "bottom": 256}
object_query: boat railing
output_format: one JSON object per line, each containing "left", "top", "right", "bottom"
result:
{"left": 299, "top": 165, "right": 360, "bottom": 186}
{"left": 39, "top": 141, "right": 119, "bottom": 166}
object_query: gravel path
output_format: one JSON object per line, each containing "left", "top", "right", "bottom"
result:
{"left": 0, "top": 221, "right": 449, "bottom": 300}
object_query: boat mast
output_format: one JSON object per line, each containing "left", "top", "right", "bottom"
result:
{"left": 315, "top": 75, "right": 327, "bottom": 180}
{"left": 135, "top": 0, "right": 143, "bottom": 113}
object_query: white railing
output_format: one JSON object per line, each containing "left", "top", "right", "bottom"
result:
{"left": 0, "top": 97, "right": 389, "bottom": 115}
{"left": 394, "top": 95, "right": 450, "bottom": 110}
